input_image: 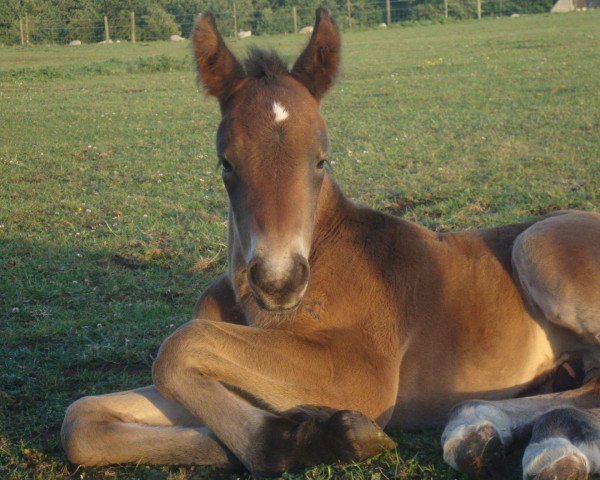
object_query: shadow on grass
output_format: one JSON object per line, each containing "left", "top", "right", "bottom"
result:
{"left": 0, "top": 238, "right": 525, "bottom": 479}
{"left": 0, "top": 237, "right": 215, "bottom": 476}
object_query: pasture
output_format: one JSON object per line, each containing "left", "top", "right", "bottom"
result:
{"left": 1, "top": 11, "right": 599, "bottom": 479}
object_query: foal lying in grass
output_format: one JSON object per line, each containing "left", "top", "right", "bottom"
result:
{"left": 62, "top": 8, "right": 600, "bottom": 479}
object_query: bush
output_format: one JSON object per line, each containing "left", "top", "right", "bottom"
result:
{"left": 410, "top": 2, "right": 444, "bottom": 20}
{"left": 0, "top": 18, "right": 20, "bottom": 45}
{"left": 64, "top": 6, "right": 102, "bottom": 43}
{"left": 352, "top": 0, "right": 386, "bottom": 27}
{"left": 448, "top": 0, "right": 478, "bottom": 19}
{"left": 139, "top": 5, "right": 180, "bottom": 41}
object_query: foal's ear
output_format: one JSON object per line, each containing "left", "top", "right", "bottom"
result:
{"left": 192, "top": 13, "right": 245, "bottom": 103}
{"left": 291, "top": 7, "right": 341, "bottom": 100}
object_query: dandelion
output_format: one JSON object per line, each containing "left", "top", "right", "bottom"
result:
{"left": 12, "top": 307, "right": 19, "bottom": 313}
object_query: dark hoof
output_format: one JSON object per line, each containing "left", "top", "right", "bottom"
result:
{"left": 324, "top": 410, "right": 396, "bottom": 462}
{"left": 531, "top": 455, "right": 588, "bottom": 480}
{"left": 452, "top": 424, "right": 506, "bottom": 479}
{"left": 249, "top": 410, "right": 395, "bottom": 476}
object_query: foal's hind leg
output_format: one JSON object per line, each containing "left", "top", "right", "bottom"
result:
{"left": 61, "top": 385, "right": 240, "bottom": 468}
{"left": 512, "top": 211, "right": 600, "bottom": 344}
{"left": 443, "top": 211, "right": 600, "bottom": 478}
{"left": 442, "top": 379, "right": 600, "bottom": 478}
{"left": 522, "top": 407, "right": 600, "bottom": 480}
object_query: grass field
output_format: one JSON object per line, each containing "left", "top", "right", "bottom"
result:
{"left": 1, "top": 11, "right": 599, "bottom": 480}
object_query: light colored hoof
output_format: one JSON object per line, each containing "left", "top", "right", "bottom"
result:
{"left": 528, "top": 454, "right": 588, "bottom": 480}
{"left": 523, "top": 438, "right": 590, "bottom": 480}
{"left": 443, "top": 423, "right": 505, "bottom": 478}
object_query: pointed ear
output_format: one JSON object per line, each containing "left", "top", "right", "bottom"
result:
{"left": 192, "top": 13, "right": 245, "bottom": 103}
{"left": 291, "top": 7, "right": 341, "bottom": 100}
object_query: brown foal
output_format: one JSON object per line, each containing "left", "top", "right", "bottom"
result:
{"left": 61, "top": 8, "right": 600, "bottom": 479}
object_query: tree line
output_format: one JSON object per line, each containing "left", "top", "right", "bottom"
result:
{"left": 0, "top": 0, "right": 555, "bottom": 45}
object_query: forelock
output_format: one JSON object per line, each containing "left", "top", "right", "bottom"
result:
{"left": 243, "top": 47, "right": 289, "bottom": 80}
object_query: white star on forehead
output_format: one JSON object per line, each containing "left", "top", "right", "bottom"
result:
{"left": 272, "top": 101, "right": 289, "bottom": 123}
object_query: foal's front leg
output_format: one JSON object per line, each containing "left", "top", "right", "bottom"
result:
{"left": 152, "top": 319, "right": 397, "bottom": 474}
{"left": 61, "top": 385, "right": 240, "bottom": 467}
{"left": 61, "top": 276, "right": 247, "bottom": 468}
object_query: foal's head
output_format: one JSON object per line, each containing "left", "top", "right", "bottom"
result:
{"left": 193, "top": 8, "right": 340, "bottom": 312}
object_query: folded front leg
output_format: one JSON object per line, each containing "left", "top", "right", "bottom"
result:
{"left": 61, "top": 385, "right": 241, "bottom": 468}
{"left": 152, "top": 319, "right": 397, "bottom": 474}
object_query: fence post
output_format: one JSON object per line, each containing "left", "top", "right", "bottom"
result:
{"left": 477, "top": 0, "right": 482, "bottom": 19}
{"left": 293, "top": 6, "right": 298, "bottom": 33}
{"left": 233, "top": 1, "right": 237, "bottom": 37}
{"left": 19, "top": 18, "right": 25, "bottom": 46}
{"left": 346, "top": 0, "right": 352, "bottom": 28}
{"left": 386, "top": 0, "right": 391, "bottom": 25}
{"left": 444, "top": 0, "right": 448, "bottom": 18}
{"left": 104, "top": 15, "right": 110, "bottom": 42}
{"left": 24, "top": 12, "right": 29, "bottom": 45}
{"left": 131, "top": 12, "right": 136, "bottom": 43}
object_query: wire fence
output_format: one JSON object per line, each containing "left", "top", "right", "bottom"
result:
{"left": 1, "top": 0, "right": 560, "bottom": 46}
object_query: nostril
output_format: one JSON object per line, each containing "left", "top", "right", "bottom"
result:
{"left": 293, "top": 255, "right": 310, "bottom": 287}
{"left": 248, "top": 258, "right": 263, "bottom": 288}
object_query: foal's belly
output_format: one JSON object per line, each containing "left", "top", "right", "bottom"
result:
{"left": 388, "top": 314, "right": 562, "bottom": 430}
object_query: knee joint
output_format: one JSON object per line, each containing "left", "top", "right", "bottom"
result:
{"left": 61, "top": 397, "right": 105, "bottom": 466}
{"left": 152, "top": 322, "right": 210, "bottom": 399}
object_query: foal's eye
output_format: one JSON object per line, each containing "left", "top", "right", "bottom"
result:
{"left": 317, "top": 160, "right": 327, "bottom": 170}
{"left": 219, "top": 158, "right": 233, "bottom": 173}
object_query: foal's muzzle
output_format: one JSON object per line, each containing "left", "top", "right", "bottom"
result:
{"left": 247, "top": 254, "right": 310, "bottom": 311}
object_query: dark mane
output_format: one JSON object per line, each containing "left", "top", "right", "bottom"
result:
{"left": 243, "top": 47, "right": 289, "bottom": 79}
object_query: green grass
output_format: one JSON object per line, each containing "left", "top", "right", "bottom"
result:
{"left": 1, "top": 11, "right": 599, "bottom": 480}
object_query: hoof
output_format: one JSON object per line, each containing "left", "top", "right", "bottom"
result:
{"left": 324, "top": 410, "right": 396, "bottom": 462}
{"left": 249, "top": 410, "right": 395, "bottom": 475}
{"left": 529, "top": 455, "right": 588, "bottom": 480}
{"left": 449, "top": 424, "right": 506, "bottom": 479}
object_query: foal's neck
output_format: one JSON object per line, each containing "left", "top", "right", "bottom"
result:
{"left": 310, "top": 173, "right": 352, "bottom": 255}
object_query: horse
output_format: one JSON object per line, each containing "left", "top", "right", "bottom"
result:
{"left": 61, "top": 8, "right": 600, "bottom": 479}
